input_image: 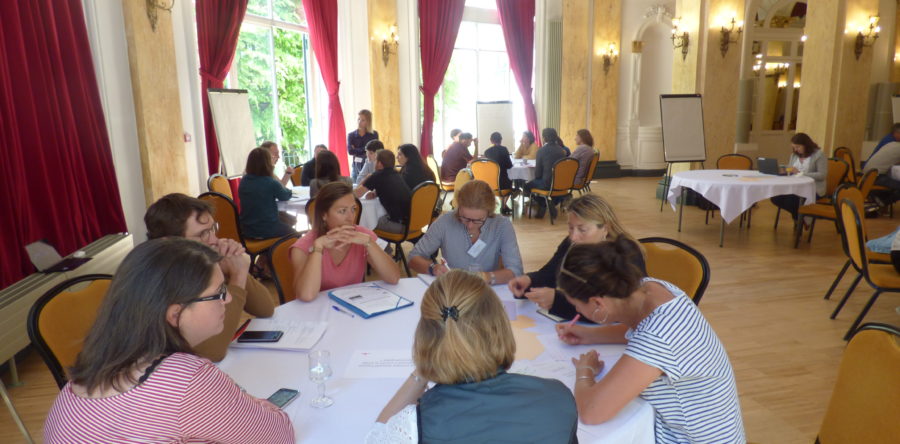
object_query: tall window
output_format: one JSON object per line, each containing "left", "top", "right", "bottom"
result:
{"left": 429, "top": 1, "right": 528, "bottom": 152}
{"left": 228, "top": 0, "right": 313, "bottom": 167}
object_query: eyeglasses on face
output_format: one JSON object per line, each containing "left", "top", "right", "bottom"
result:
{"left": 457, "top": 214, "right": 487, "bottom": 226}
{"left": 188, "top": 286, "right": 227, "bottom": 304}
{"left": 198, "top": 222, "right": 220, "bottom": 242}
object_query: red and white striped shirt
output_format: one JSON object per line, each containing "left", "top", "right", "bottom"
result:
{"left": 44, "top": 352, "right": 294, "bottom": 443}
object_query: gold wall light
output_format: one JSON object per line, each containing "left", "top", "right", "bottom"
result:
{"left": 852, "top": 15, "right": 880, "bottom": 60}
{"left": 599, "top": 43, "right": 618, "bottom": 75}
{"left": 381, "top": 25, "right": 399, "bottom": 66}
{"left": 671, "top": 17, "right": 690, "bottom": 61}
{"left": 718, "top": 14, "right": 743, "bottom": 57}
{"left": 146, "top": 0, "right": 175, "bottom": 32}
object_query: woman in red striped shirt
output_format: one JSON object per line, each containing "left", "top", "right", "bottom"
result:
{"left": 44, "top": 238, "right": 295, "bottom": 443}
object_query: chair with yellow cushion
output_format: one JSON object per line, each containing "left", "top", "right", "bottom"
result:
{"left": 266, "top": 233, "right": 302, "bottom": 304}
{"left": 833, "top": 146, "right": 858, "bottom": 183}
{"left": 794, "top": 169, "right": 876, "bottom": 248}
{"left": 207, "top": 174, "right": 233, "bottom": 199}
{"left": 471, "top": 159, "right": 512, "bottom": 211}
{"left": 27, "top": 274, "right": 113, "bottom": 388}
{"left": 198, "top": 191, "right": 282, "bottom": 272}
{"left": 375, "top": 182, "right": 439, "bottom": 276}
{"left": 833, "top": 199, "right": 900, "bottom": 340}
{"left": 708, "top": 154, "right": 755, "bottom": 226}
{"left": 290, "top": 165, "right": 302, "bottom": 186}
{"left": 816, "top": 322, "right": 900, "bottom": 443}
{"left": 638, "top": 237, "right": 710, "bottom": 305}
{"left": 449, "top": 168, "right": 473, "bottom": 210}
{"left": 427, "top": 155, "right": 454, "bottom": 209}
{"left": 527, "top": 157, "right": 579, "bottom": 224}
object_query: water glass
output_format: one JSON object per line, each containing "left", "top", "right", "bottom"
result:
{"left": 308, "top": 350, "right": 334, "bottom": 408}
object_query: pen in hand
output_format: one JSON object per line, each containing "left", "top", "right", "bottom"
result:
{"left": 566, "top": 314, "right": 581, "bottom": 328}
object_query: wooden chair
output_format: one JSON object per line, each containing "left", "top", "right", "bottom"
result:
{"left": 527, "top": 157, "right": 579, "bottom": 224}
{"left": 572, "top": 151, "right": 600, "bottom": 195}
{"left": 708, "top": 154, "right": 755, "bottom": 226}
{"left": 833, "top": 146, "right": 857, "bottom": 184}
{"left": 290, "top": 165, "right": 303, "bottom": 186}
{"left": 777, "top": 157, "right": 849, "bottom": 230}
{"left": 794, "top": 170, "right": 877, "bottom": 248}
{"left": 27, "top": 274, "right": 113, "bottom": 388}
{"left": 427, "top": 155, "right": 454, "bottom": 208}
{"left": 374, "top": 182, "right": 440, "bottom": 276}
{"left": 833, "top": 199, "right": 900, "bottom": 339}
{"left": 817, "top": 323, "right": 900, "bottom": 443}
{"left": 207, "top": 174, "right": 233, "bottom": 199}
{"left": 267, "top": 233, "right": 302, "bottom": 304}
{"left": 638, "top": 237, "right": 710, "bottom": 305}
{"left": 198, "top": 192, "right": 282, "bottom": 270}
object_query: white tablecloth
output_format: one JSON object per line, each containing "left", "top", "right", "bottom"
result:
{"left": 217, "top": 278, "right": 655, "bottom": 443}
{"left": 509, "top": 159, "right": 536, "bottom": 181}
{"left": 278, "top": 186, "right": 387, "bottom": 231}
{"left": 666, "top": 169, "right": 816, "bottom": 223}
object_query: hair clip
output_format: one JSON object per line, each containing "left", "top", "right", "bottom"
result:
{"left": 440, "top": 305, "right": 460, "bottom": 322}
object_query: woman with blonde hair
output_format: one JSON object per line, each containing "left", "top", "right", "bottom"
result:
{"left": 367, "top": 270, "right": 578, "bottom": 443}
{"left": 509, "top": 193, "right": 645, "bottom": 321}
{"left": 409, "top": 180, "right": 523, "bottom": 284}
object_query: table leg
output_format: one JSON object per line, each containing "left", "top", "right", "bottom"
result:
{"left": 719, "top": 217, "right": 726, "bottom": 247}
{"left": 677, "top": 188, "right": 684, "bottom": 232}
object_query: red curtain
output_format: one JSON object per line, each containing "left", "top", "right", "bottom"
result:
{"left": 196, "top": 0, "right": 249, "bottom": 175}
{"left": 302, "top": 0, "right": 349, "bottom": 175}
{"left": 0, "top": 0, "right": 127, "bottom": 288}
{"left": 496, "top": 0, "right": 541, "bottom": 146}
{"left": 418, "top": 0, "right": 466, "bottom": 158}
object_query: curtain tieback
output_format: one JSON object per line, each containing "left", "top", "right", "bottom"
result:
{"left": 199, "top": 69, "right": 225, "bottom": 84}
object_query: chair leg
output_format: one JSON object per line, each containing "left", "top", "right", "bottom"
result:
{"left": 0, "top": 378, "right": 34, "bottom": 444}
{"left": 546, "top": 196, "right": 554, "bottom": 224}
{"left": 806, "top": 218, "right": 817, "bottom": 243}
{"left": 397, "top": 244, "right": 410, "bottom": 277}
{"left": 843, "top": 290, "right": 883, "bottom": 341}
{"left": 774, "top": 207, "right": 781, "bottom": 230}
{"left": 747, "top": 207, "right": 753, "bottom": 228}
{"left": 831, "top": 274, "right": 862, "bottom": 319}
{"left": 793, "top": 220, "right": 803, "bottom": 248}
{"left": 823, "top": 261, "right": 851, "bottom": 300}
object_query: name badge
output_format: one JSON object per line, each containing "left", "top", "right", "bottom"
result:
{"left": 467, "top": 239, "right": 487, "bottom": 258}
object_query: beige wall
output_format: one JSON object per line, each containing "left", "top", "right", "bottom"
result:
{"left": 590, "top": 0, "right": 622, "bottom": 161}
{"left": 672, "top": 0, "right": 701, "bottom": 94}
{"left": 700, "top": 0, "right": 744, "bottom": 163}
{"left": 121, "top": 0, "right": 188, "bottom": 204}
{"left": 560, "top": 0, "right": 591, "bottom": 149}
{"left": 367, "top": 0, "right": 402, "bottom": 151}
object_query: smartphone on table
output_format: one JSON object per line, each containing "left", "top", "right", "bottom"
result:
{"left": 267, "top": 388, "right": 299, "bottom": 408}
{"left": 236, "top": 330, "right": 283, "bottom": 343}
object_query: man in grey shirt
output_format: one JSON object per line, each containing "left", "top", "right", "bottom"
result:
{"left": 864, "top": 141, "right": 900, "bottom": 193}
{"left": 525, "top": 128, "right": 568, "bottom": 219}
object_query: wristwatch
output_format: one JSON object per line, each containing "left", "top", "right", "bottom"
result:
{"left": 489, "top": 272, "right": 496, "bottom": 285}
{"left": 308, "top": 245, "right": 323, "bottom": 254}
{"left": 428, "top": 263, "right": 436, "bottom": 276}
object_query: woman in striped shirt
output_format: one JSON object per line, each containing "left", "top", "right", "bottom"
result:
{"left": 555, "top": 238, "right": 744, "bottom": 443}
{"left": 44, "top": 238, "right": 294, "bottom": 443}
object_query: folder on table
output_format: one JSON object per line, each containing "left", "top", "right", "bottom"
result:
{"left": 328, "top": 284, "right": 413, "bottom": 319}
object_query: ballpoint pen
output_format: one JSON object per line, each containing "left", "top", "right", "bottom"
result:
{"left": 332, "top": 305, "right": 355, "bottom": 318}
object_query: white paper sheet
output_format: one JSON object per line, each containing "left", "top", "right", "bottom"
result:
{"left": 343, "top": 350, "right": 416, "bottom": 379}
{"left": 229, "top": 319, "right": 327, "bottom": 351}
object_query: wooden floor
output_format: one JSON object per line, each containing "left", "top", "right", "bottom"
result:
{"left": 2, "top": 176, "right": 898, "bottom": 443}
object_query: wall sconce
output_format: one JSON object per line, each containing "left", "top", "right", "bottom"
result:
{"left": 853, "top": 15, "right": 880, "bottom": 60}
{"left": 146, "top": 0, "right": 175, "bottom": 32}
{"left": 599, "top": 43, "right": 618, "bottom": 75}
{"left": 381, "top": 25, "right": 399, "bottom": 66}
{"left": 718, "top": 15, "right": 743, "bottom": 57}
{"left": 670, "top": 17, "right": 690, "bottom": 61}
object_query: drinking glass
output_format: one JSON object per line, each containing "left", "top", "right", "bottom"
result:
{"left": 308, "top": 350, "right": 334, "bottom": 408}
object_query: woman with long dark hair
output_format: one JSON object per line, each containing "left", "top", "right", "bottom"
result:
{"left": 770, "top": 132, "right": 828, "bottom": 221}
{"left": 310, "top": 150, "right": 352, "bottom": 197}
{"left": 397, "top": 143, "right": 435, "bottom": 190}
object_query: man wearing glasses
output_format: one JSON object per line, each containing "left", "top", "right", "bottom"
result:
{"left": 144, "top": 193, "right": 276, "bottom": 362}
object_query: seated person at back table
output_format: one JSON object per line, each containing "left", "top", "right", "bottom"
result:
{"left": 355, "top": 149, "right": 412, "bottom": 235}
{"left": 769, "top": 132, "right": 828, "bottom": 222}
{"left": 310, "top": 149, "right": 353, "bottom": 198}
{"left": 555, "top": 239, "right": 744, "bottom": 443}
{"left": 355, "top": 139, "right": 383, "bottom": 185}
{"left": 290, "top": 182, "right": 400, "bottom": 301}
{"left": 145, "top": 193, "right": 275, "bottom": 362}
{"left": 865, "top": 122, "right": 900, "bottom": 163}
{"left": 367, "top": 270, "right": 578, "bottom": 443}
{"left": 397, "top": 143, "right": 436, "bottom": 190}
{"left": 508, "top": 194, "right": 645, "bottom": 323}
{"left": 514, "top": 130, "right": 539, "bottom": 160}
{"left": 301, "top": 144, "right": 327, "bottom": 186}
{"left": 571, "top": 129, "right": 598, "bottom": 186}
{"left": 44, "top": 238, "right": 294, "bottom": 443}
{"left": 260, "top": 140, "right": 295, "bottom": 186}
{"left": 408, "top": 180, "right": 522, "bottom": 285}
{"left": 863, "top": 141, "right": 900, "bottom": 194}
{"left": 440, "top": 132, "right": 475, "bottom": 183}
{"left": 238, "top": 147, "right": 295, "bottom": 239}
{"left": 524, "top": 127, "right": 569, "bottom": 219}
{"left": 482, "top": 131, "right": 514, "bottom": 215}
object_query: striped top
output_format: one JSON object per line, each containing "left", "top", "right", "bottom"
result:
{"left": 624, "top": 278, "right": 745, "bottom": 443}
{"left": 44, "top": 352, "right": 294, "bottom": 443}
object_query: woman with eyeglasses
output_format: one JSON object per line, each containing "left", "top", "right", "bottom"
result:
{"left": 290, "top": 182, "right": 400, "bottom": 301}
{"left": 367, "top": 270, "right": 578, "bottom": 443}
{"left": 508, "top": 194, "right": 645, "bottom": 321}
{"left": 555, "top": 239, "right": 744, "bottom": 443}
{"left": 408, "top": 180, "right": 523, "bottom": 284}
{"left": 44, "top": 238, "right": 295, "bottom": 443}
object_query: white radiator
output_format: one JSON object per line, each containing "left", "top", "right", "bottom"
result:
{"left": 0, "top": 233, "right": 133, "bottom": 364}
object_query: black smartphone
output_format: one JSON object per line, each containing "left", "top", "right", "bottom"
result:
{"left": 267, "top": 388, "right": 299, "bottom": 408}
{"left": 237, "top": 330, "right": 284, "bottom": 343}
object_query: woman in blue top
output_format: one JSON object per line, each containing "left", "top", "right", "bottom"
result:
{"left": 555, "top": 238, "right": 745, "bottom": 443}
{"left": 238, "top": 147, "right": 295, "bottom": 239}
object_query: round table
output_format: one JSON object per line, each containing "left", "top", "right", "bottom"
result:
{"left": 665, "top": 169, "right": 816, "bottom": 246}
{"left": 509, "top": 159, "right": 536, "bottom": 181}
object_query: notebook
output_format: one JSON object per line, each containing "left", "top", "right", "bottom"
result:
{"left": 329, "top": 283, "right": 413, "bottom": 319}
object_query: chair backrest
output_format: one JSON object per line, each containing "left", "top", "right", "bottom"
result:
{"left": 198, "top": 192, "right": 244, "bottom": 245}
{"left": 817, "top": 323, "right": 900, "bottom": 443}
{"left": 408, "top": 182, "right": 440, "bottom": 234}
{"left": 857, "top": 168, "right": 878, "bottom": 200}
{"left": 470, "top": 159, "right": 501, "bottom": 191}
{"left": 837, "top": 198, "right": 868, "bottom": 275}
{"left": 207, "top": 174, "right": 233, "bottom": 199}
{"left": 834, "top": 146, "right": 857, "bottom": 183}
{"left": 825, "top": 158, "right": 850, "bottom": 197}
{"left": 268, "top": 233, "right": 302, "bottom": 304}
{"left": 27, "top": 274, "right": 113, "bottom": 388}
{"left": 549, "top": 157, "right": 580, "bottom": 192}
{"left": 290, "top": 165, "right": 303, "bottom": 186}
{"left": 638, "top": 237, "right": 710, "bottom": 305}
{"left": 426, "top": 155, "right": 445, "bottom": 186}
{"left": 583, "top": 152, "right": 600, "bottom": 188}
{"left": 450, "top": 169, "right": 474, "bottom": 208}
{"left": 716, "top": 153, "right": 753, "bottom": 170}
{"left": 833, "top": 183, "right": 866, "bottom": 233}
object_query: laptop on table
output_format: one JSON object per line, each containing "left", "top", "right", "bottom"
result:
{"left": 757, "top": 158, "right": 787, "bottom": 176}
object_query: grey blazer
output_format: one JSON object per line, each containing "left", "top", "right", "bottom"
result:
{"left": 789, "top": 149, "right": 828, "bottom": 196}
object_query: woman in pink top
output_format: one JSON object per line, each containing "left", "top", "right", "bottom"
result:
{"left": 291, "top": 181, "right": 400, "bottom": 301}
{"left": 44, "top": 238, "right": 294, "bottom": 443}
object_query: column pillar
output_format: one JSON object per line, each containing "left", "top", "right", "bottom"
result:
{"left": 367, "top": 0, "right": 402, "bottom": 151}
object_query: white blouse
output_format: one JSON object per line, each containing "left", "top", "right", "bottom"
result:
{"left": 365, "top": 405, "right": 418, "bottom": 444}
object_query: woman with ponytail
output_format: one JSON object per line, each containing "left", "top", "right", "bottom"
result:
{"left": 555, "top": 239, "right": 744, "bottom": 443}
{"left": 366, "top": 270, "right": 577, "bottom": 443}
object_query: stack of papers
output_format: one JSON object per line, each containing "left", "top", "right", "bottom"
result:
{"left": 229, "top": 319, "right": 327, "bottom": 351}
